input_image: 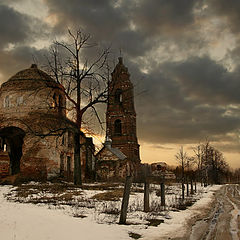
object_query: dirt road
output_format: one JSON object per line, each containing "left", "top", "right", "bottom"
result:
{"left": 188, "top": 184, "right": 240, "bottom": 240}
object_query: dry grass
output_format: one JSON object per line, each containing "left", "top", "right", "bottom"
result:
{"left": 14, "top": 183, "right": 80, "bottom": 195}
{"left": 91, "top": 189, "right": 124, "bottom": 201}
{"left": 6, "top": 183, "right": 83, "bottom": 204}
{"left": 82, "top": 183, "right": 123, "bottom": 191}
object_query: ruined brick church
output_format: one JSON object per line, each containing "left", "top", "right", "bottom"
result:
{"left": 0, "top": 58, "right": 140, "bottom": 182}
{"left": 96, "top": 57, "right": 141, "bottom": 180}
{"left": 0, "top": 64, "right": 95, "bottom": 181}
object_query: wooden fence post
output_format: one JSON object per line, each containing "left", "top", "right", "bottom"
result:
{"left": 160, "top": 182, "right": 165, "bottom": 207}
{"left": 144, "top": 180, "right": 150, "bottom": 212}
{"left": 182, "top": 182, "right": 185, "bottom": 200}
{"left": 119, "top": 176, "right": 132, "bottom": 224}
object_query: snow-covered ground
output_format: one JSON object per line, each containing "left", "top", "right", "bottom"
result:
{"left": 0, "top": 183, "right": 221, "bottom": 240}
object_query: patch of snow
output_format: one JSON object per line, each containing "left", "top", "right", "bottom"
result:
{"left": 0, "top": 186, "right": 128, "bottom": 240}
{"left": 0, "top": 184, "right": 222, "bottom": 240}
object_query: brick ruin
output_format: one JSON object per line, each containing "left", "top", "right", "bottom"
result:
{"left": 0, "top": 64, "right": 95, "bottom": 181}
{"left": 96, "top": 57, "right": 141, "bottom": 181}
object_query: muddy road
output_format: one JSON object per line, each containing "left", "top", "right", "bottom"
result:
{"left": 188, "top": 184, "right": 240, "bottom": 240}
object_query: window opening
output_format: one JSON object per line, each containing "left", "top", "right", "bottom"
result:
{"left": 60, "top": 154, "right": 64, "bottom": 177}
{"left": 52, "top": 93, "right": 57, "bottom": 108}
{"left": 4, "top": 96, "right": 10, "bottom": 108}
{"left": 17, "top": 96, "right": 23, "bottom": 106}
{"left": 115, "top": 89, "right": 123, "bottom": 104}
{"left": 114, "top": 119, "right": 122, "bottom": 135}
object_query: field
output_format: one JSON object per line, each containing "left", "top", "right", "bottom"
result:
{"left": 0, "top": 181, "right": 221, "bottom": 239}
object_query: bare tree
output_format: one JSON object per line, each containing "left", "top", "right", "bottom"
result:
{"left": 194, "top": 140, "right": 229, "bottom": 185}
{"left": 193, "top": 142, "right": 205, "bottom": 185}
{"left": 233, "top": 168, "right": 240, "bottom": 183}
{"left": 45, "top": 29, "right": 110, "bottom": 185}
{"left": 175, "top": 146, "right": 188, "bottom": 200}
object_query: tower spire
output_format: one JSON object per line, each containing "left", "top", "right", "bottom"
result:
{"left": 119, "top": 48, "right": 123, "bottom": 64}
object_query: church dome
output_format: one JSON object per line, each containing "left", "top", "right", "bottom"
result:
{"left": 0, "top": 64, "right": 66, "bottom": 118}
{"left": 7, "top": 64, "right": 55, "bottom": 82}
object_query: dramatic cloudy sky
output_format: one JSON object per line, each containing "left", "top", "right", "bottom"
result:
{"left": 1, "top": 0, "right": 240, "bottom": 168}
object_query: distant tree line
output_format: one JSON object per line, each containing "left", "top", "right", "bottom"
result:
{"left": 174, "top": 140, "right": 234, "bottom": 199}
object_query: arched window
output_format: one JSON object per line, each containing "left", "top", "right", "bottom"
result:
{"left": 0, "top": 137, "right": 3, "bottom": 151}
{"left": 114, "top": 89, "right": 122, "bottom": 104}
{"left": 58, "top": 95, "right": 62, "bottom": 108}
{"left": 4, "top": 96, "right": 10, "bottom": 108}
{"left": 60, "top": 153, "right": 64, "bottom": 177}
{"left": 58, "top": 95, "right": 63, "bottom": 114}
{"left": 114, "top": 119, "right": 122, "bottom": 135}
{"left": 52, "top": 93, "right": 57, "bottom": 108}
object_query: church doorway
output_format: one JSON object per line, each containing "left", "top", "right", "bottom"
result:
{"left": 0, "top": 127, "right": 25, "bottom": 175}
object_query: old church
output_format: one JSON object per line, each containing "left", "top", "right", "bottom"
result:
{"left": 96, "top": 57, "right": 141, "bottom": 181}
{"left": 0, "top": 64, "right": 95, "bottom": 181}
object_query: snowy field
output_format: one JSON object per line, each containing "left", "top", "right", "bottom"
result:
{"left": 0, "top": 182, "right": 221, "bottom": 240}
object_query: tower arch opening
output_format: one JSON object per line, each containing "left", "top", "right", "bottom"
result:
{"left": 114, "top": 89, "right": 123, "bottom": 104}
{"left": 114, "top": 119, "right": 122, "bottom": 135}
{"left": 0, "top": 127, "right": 25, "bottom": 175}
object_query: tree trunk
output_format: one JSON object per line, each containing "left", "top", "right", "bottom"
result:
{"left": 190, "top": 180, "right": 194, "bottom": 194}
{"left": 74, "top": 131, "right": 82, "bottom": 185}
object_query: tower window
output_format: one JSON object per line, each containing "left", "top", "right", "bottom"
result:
{"left": 114, "top": 89, "right": 122, "bottom": 104}
{"left": 114, "top": 119, "right": 122, "bottom": 135}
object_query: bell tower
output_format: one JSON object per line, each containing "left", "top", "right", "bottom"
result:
{"left": 106, "top": 57, "right": 140, "bottom": 162}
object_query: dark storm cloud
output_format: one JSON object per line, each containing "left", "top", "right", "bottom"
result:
{"left": 131, "top": 0, "right": 196, "bottom": 35}
{"left": 44, "top": 0, "right": 200, "bottom": 58}
{"left": 45, "top": 0, "right": 150, "bottom": 58}
{"left": 45, "top": 0, "right": 128, "bottom": 37}
{"left": 45, "top": 0, "right": 197, "bottom": 34}
{"left": 0, "top": 3, "right": 50, "bottom": 83}
{"left": 0, "top": 46, "right": 48, "bottom": 82}
{"left": 164, "top": 56, "right": 240, "bottom": 104}
{"left": 135, "top": 56, "right": 240, "bottom": 144}
{"left": 0, "top": 4, "right": 31, "bottom": 48}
